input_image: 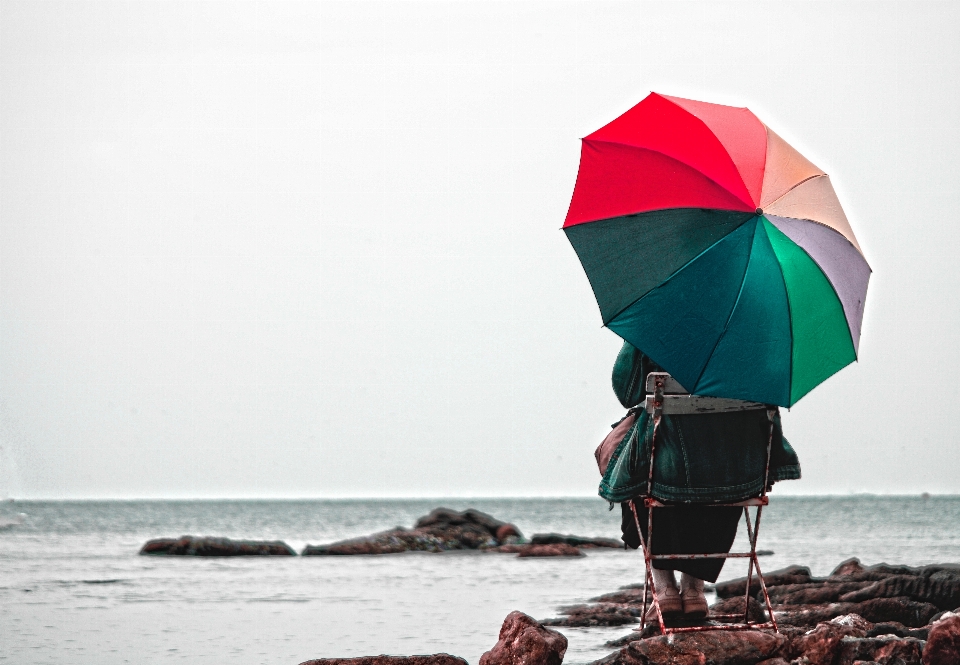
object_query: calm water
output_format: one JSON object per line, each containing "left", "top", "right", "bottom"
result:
{"left": 2, "top": 496, "right": 959, "bottom": 664}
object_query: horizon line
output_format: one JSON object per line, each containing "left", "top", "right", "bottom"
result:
{"left": 5, "top": 492, "right": 957, "bottom": 502}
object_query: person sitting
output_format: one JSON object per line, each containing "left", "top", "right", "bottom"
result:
{"left": 602, "top": 341, "right": 802, "bottom": 617}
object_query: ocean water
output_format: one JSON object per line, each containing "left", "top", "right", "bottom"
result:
{"left": 2, "top": 496, "right": 959, "bottom": 664}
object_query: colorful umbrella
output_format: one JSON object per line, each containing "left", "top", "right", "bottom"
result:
{"left": 564, "top": 93, "right": 870, "bottom": 407}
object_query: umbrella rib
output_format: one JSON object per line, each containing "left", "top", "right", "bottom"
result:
{"left": 689, "top": 219, "right": 758, "bottom": 394}
{"left": 761, "top": 173, "right": 827, "bottom": 211}
{"left": 583, "top": 138, "right": 755, "bottom": 210}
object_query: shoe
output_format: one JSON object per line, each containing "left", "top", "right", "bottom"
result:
{"left": 681, "top": 586, "right": 708, "bottom": 618}
{"left": 644, "top": 585, "right": 682, "bottom": 621}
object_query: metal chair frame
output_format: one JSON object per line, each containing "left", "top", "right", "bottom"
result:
{"left": 632, "top": 372, "right": 779, "bottom": 635}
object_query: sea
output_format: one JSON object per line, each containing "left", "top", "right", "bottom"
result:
{"left": 2, "top": 496, "right": 959, "bottom": 665}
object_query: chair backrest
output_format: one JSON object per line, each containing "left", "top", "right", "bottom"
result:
{"left": 644, "top": 372, "right": 767, "bottom": 415}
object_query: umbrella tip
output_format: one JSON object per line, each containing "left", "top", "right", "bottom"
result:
{"left": 755, "top": 208, "right": 763, "bottom": 216}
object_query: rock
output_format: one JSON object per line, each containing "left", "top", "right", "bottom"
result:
{"left": 530, "top": 534, "right": 622, "bottom": 549}
{"left": 832, "top": 558, "right": 868, "bottom": 578}
{"left": 517, "top": 544, "right": 584, "bottom": 558}
{"left": 769, "top": 581, "right": 875, "bottom": 605}
{"left": 542, "top": 603, "right": 639, "bottom": 627}
{"left": 756, "top": 659, "right": 790, "bottom": 665}
{"left": 591, "top": 587, "right": 647, "bottom": 605}
{"left": 923, "top": 613, "right": 960, "bottom": 665}
{"left": 840, "top": 574, "right": 960, "bottom": 611}
{"left": 497, "top": 525, "right": 522, "bottom": 542}
{"left": 715, "top": 565, "right": 814, "bottom": 598}
{"left": 835, "top": 635, "right": 923, "bottom": 665}
{"left": 791, "top": 614, "right": 873, "bottom": 665}
{"left": 709, "top": 594, "right": 769, "bottom": 623}
{"left": 302, "top": 508, "right": 527, "bottom": 555}
{"left": 139, "top": 536, "right": 295, "bottom": 556}
{"left": 598, "top": 629, "right": 787, "bottom": 665}
{"left": 865, "top": 622, "right": 929, "bottom": 640}
{"left": 299, "top": 656, "right": 467, "bottom": 665}
{"left": 480, "top": 611, "right": 567, "bottom": 665}
{"left": 777, "top": 598, "right": 938, "bottom": 628}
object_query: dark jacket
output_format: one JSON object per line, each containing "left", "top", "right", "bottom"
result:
{"left": 599, "top": 342, "right": 801, "bottom": 503}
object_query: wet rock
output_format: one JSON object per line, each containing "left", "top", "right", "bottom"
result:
{"left": 835, "top": 635, "right": 923, "bottom": 665}
{"left": 791, "top": 614, "right": 872, "bottom": 665}
{"left": 530, "top": 534, "right": 622, "bottom": 549}
{"left": 542, "top": 603, "right": 639, "bottom": 627}
{"left": 300, "top": 656, "right": 467, "bottom": 665}
{"left": 596, "top": 629, "right": 787, "bottom": 665}
{"left": 140, "top": 536, "right": 295, "bottom": 556}
{"left": 517, "top": 544, "right": 584, "bottom": 558}
{"left": 480, "top": 611, "right": 567, "bottom": 665}
{"left": 709, "top": 594, "right": 769, "bottom": 623}
{"left": 769, "top": 581, "right": 875, "bottom": 605}
{"left": 591, "top": 587, "right": 647, "bottom": 605}
{"left": 715, "top": 565, "right": 814, "bottom": 598}
{"left": 865, "top": 621, "right": 929, "bottom": 640}
{"left": 777, "top": 598, "right": 938, "bottom": 628}
{"left": 840, "top": 573, "right": 960, "bottom": 611}
{"left": 303, "top": 508, "right": 525, "bottom": 554}
{"left": 923, "top": 613, "right": 960, "bottom": 665}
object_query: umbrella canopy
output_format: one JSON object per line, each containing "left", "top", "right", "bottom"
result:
{"left": 564, "top": 93, "right": 870, "bottom": 407}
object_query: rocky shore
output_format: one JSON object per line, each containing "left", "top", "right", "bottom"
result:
{"left": 543, "top": 557, "right": 960, "bottom": 664}
{"left": 298, "top": 558, "right": 960, "bottom": 665}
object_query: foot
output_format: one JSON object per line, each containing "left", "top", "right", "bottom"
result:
{"left": 644, "top": 585, "right": 683, "bottom": 621}
{"left": 680, "top": 574, "right": 708, "bottom": 618}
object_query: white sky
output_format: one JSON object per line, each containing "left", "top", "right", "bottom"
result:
{"left": 1, "top": 0, "right": 958, "bottom": 499}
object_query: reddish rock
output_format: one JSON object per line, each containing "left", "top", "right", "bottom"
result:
{"left": 755, "top": 659, "right": 790, "bottom": 665}
{"left": 299, "top": 656, "right": 467, "bottom": 665}
{"left": 791, "top": 614, "right": 872, "bottom": 665}
{"left": 597, "top": 629, "right": 787, "bottom": 665}
{"left": 480, "top": 611, "right": 567, "bottom": 665}
{"left": 924, "top": 613, "right": 960, "bottom": 665}
{"left": 835, "top": 635, "right": 923, "bottom": 665}
{"left": 140, "top": 536, "right": 295, "bottom": 556}
{"left": 517, "top": 544, "right": 583, "bottom": 558}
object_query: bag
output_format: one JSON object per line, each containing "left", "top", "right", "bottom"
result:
{"left": 595, "top": 410, "right": 639, "bottom": 477}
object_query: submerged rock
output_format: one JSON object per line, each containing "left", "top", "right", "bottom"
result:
{"left": 480, "top": 611, "right": 567, "bottom": 665}
{"left": 529, "top": 534, "right": 622, "bottom": 549}
{"left": 517, "top": 544, "right": 584, "bottom": 558}
{"left": 542, "top": 602, "right": 639, "bottom": 627}
{"left": 140, "top": 536, "right": 295, "bottom": 556}
{"left": 299, "top": 656, "right": 467, "bottom": 665}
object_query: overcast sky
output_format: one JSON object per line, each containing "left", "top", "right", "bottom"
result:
{"left": 1, "top": 0, "right": 958, "bottom": 499}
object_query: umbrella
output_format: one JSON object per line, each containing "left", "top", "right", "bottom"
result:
{"left": 564, "top": 93, "right": 870, "bottom": 407}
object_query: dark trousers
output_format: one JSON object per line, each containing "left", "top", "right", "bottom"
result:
{"left": 620, "top": 502, "right": 742, "bottom": 583}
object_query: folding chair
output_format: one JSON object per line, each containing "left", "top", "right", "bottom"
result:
{"left": 632, "top": 372, "right": 779, "bottom": 635}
